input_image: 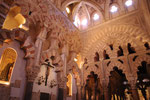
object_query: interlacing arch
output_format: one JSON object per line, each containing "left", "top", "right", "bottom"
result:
{"left": 105, "top": 61, "right": 130, "bottom": 84}
{"left": 14, "top": 0, "right": 81, "bottom": 53}
{"left": 0, "top": 29, "right": 35, "bottom": 58}
{"left": 83, "top": 63, "right": 102, "bottom": 83}
{"left": 130, "top": 52, "right": 150, "bottom": 79}
{"left": 83, "top": 25, "right": 150, "bottom": 61}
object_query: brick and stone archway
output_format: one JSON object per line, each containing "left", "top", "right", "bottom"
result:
{"left": 128, "top": 51, "right": 150, "bottom": 80}
{"left": 104, "top": 59, "right": 130, "bottom": 85}
{"left": 82, "top": 25, "right": 150, "bottom": 62}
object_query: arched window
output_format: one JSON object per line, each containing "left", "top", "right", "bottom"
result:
{"left": 67, "top": 74, "right": 72, "bottom": 96}
{"left": 0, "top": 48, "right": 17, "bottom": 85}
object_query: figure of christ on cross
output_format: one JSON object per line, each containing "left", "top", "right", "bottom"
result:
{"left": 42, "top": 59, "right": 55, "bottom": 86}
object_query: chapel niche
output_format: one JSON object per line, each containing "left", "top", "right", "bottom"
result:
{"left": 0, "top": 48, "right": 17, "bottom": 84}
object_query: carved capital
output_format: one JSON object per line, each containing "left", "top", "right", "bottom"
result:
{"left": 58, "top": 77, "right": 67, "bottom": 88}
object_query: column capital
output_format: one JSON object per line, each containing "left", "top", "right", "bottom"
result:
{"left": 128, "top": 77, "right": 137, "bottom": 89}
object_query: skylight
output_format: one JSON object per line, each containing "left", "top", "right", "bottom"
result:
{"left": 93, "top": 13, "right": 99, "bottom": 20}
{"left": 125, "top": 0, "right": 133, "bottom": 7}
{"left": 110, "top": 5, "right": 118, "bottom": 13}
{"left": 81, "top": 19, "right": 88, "bottom": 26}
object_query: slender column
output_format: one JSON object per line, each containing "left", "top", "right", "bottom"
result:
{"left": 61, "top": 44, "right": 69, "bottom": 100}
{"left": 131, "top": 87, "right": 140, "bottom": 100}
{"left": 130, "top": 81, "right": 140, "bottom": 100}
{"left": 35, "top": 28, "right": 47, "bottom": 66}
{"left": 104, "top": 87, "right": 110, "bottom": 100}
{"left": 77, "top": 85, "right": 81, "bottom": 100}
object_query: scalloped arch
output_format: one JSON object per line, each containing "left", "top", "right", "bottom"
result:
{"left": 82, "top": 25, "right": 149, "bottom": 59}
{"left": 132, "top": 54, "right": 150, "bottom": 79}
{"left": 105, "top": 61, "right": 131, "bottom": 84}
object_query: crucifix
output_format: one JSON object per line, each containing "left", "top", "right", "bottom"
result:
{"left": 42, "top": 59, "right": 55, "bottom": 86}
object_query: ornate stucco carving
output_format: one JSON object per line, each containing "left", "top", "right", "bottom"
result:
{"left": 15, "top": 0, "right": 81, "bottom": 54}
{"left": 81, "top": 24, "right": 150, "bottom": 63}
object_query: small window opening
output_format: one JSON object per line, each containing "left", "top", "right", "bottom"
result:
{"left": 117, "top": 46, "right": 124, "bottom": 57}
{"left": 103, "top": 50, "right": 110, "bottom": 59}
{"left": 127, "top": 43, "right": 136, "bottom": 54}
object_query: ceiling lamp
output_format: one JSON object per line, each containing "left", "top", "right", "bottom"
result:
{"left": 125, "top": 0, "right": 133, "bottom": 7}
{"left": 66, "top": 7, "right": 70, "bottom": 13}
{"left": 110, "top": 5, "right": 118, "bottom": 13}
{"left": 81, "top": 19, "right": 88, "bottom": 26}
{"left": 93, "top": 13, "right": 99, "bottom": 20}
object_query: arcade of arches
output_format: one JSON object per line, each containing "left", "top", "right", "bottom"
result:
{"left": 0, "top": 0, "right": 150, "bottom": 100}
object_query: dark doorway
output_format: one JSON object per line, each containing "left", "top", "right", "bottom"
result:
{"left": 40, "top": 92, "right": 50, "bottom": 100}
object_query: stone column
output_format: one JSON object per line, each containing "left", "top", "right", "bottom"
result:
{"left": 130, "top": 85, "right": 140, "bottom": 100}
{"left": 24, "top": 81, "right": 34, "bottom": 100}
{"left": 57, "top": 77, "right": 67, "bottom": 100}
{"left": 24, "top": 28, "right": 47, "bottom": 100}
{"left": 102, "top": 79, "right": 110, "bottom": 100}
{"left": 77, "top": 85, "right": 81, "bottom": 100}
{"left": 129, "top": 79, "right": 140, "bottom": 100}
{"left": 104, "top": 87, "right": 110, "bottom": 100}
{"left": 61, "top": 44, "right": 69, "bottom": 100}
{"left": 147, "top": 87, "right": 150, "bottom": 99}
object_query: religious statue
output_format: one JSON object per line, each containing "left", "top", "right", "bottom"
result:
{"left": 0, "top": 62, "right": 14, "bottom": 81}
